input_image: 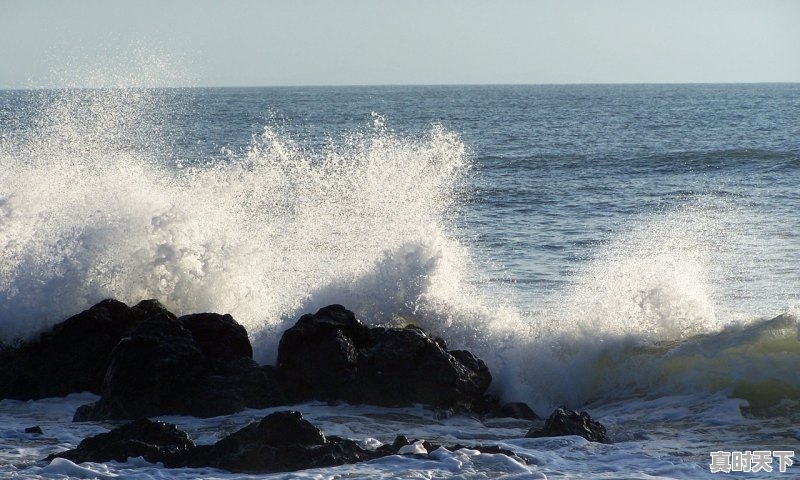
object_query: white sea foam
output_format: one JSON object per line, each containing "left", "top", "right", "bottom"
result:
{"left": 4, "top": 391, "right": 790, "bottom": 479}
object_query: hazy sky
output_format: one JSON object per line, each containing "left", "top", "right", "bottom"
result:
{"left": 1, "top": 0, "right": 798, "bottom": 88}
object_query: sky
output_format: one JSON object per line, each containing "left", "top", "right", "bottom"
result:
{"left": 1, "top": 0, "right": 799, "bottom": 88}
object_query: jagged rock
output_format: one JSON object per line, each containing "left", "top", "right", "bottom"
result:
{"left": 191, "top": 410, "right": 369, "bottom": 473}
{"left": 49, "top": 411, "right": 525, "bottom": 474}
{"left": 48, "top": 418, "right": 195, "bottom": 465}
{"left": 526, "top": 407, "right": 611, "bottom": 443}
{"left": 75, "top": 312, "right": 285, "bottom": 421}
{"left": 0, "top": 299, "right": 167, "bottom": 400}
{"left": 223, "top": 411, "right": 327, "bottom": 447}
{"left": 101, "top": 313, "right": 208, "bottom": 418}
{"left": 179, "top": 312, "right": 253, "bottom": 373}
{"left": 277, "top": 305, "right": 492, "bottom": 410}
{"left": 353, "top": 326, "right": 491, "bottom": 407}
{"left": 5, "top": 299, "right": 490, "bottom": 421}
{"left": 52, "top": 411, "right": 381, "bottom": 473}
{"left": 277, "top": 305, "right": 368, "bottom": 402}
{"left": 499, "top": 402, "right": 538, "bottom": 420}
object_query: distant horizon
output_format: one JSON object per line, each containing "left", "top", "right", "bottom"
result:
{"left": 2, "top": 80, "right": 799, "bottom": 92}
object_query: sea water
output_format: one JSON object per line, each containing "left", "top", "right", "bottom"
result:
{"left": 0, "top": 84, "right": 798, "bottom": 478}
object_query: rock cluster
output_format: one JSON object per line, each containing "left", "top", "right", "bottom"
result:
{"left": 0, "top": 299, "right": 162, "bottom": 399}
{"left": 0, "top": 299, "right": 615, "bottom": 474}
{"left": 48, "top": 411, "right": 525, "bottom": 474}
{"left": 1, "top": 300, "right": 493, "bottom": 420}
{"left": 277, "top": 304, "right": 492, "bottom": 409}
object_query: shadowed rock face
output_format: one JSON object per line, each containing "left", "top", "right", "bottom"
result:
{"left": 0, "top": 299, "right": 167, "bottom": 400}
{"left": 4, "top": 299, "right": 495, "bottom": 420}
{"left": 526, "top": 407, "right": 612, "bottom": 444}
{"left": 74, "top": 308, "right": 286, "bottom": 421}
{"left": 50, "top": 412, "right": 385, "bottom": 473}
{"left": 179, "top": 312, "right": 253, "bottom": 372}
{"left": 277, "top": 305, "right": 492, "bottom": 410}
{"left": 277, "top": 305, "right": 366, "bottom": 402}
{"left": 49, "top": 418, "right": 195, "bottom": 465}
{"left": 499, "top": 402, "right": 539, "bottom": 420}
{"left": 49, "top": 411, "right": 526, "bottom": 474}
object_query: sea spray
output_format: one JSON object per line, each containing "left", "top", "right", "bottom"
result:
{"left": 2, "top": 87, "right": 798, "bottom": 416}
{"left": 0, "top": 88, "right": 476, "bottom": 357}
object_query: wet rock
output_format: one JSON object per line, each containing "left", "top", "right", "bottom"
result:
{"left": 52, "top": 412, "right": 381, "bottom": 473}
{"left": 526, "top": 407, "right": 611, "bottom": 443}
{"left": 50, "top": 411, "right": 525, "bottom": 474}
{"left": 0, "top": 299, "right": 166, "bottom": 400}
{"left": 99, "top": 313, "right": 208, "bottom": 419}
{"left": 179, "top": 312, "right": 253, "bottom": 373}
{"left": 354, "top": 326, "right": 491, "bottom": 407}
{"left": 25, "top": 426, "right": 43, "bottom": 435}
{"left": 277, "top": 305, "right": 492, "bottom": 410}
{"left": 48, "top": 418, "right": 195, "bottom": 465}
{"left": 277, "top": 305, "right": 368, "bottom": 402}
{"left": 191, "top": 410, "right": 379, "bottom": 473}
{"left": 499, "top": 402, "right": 538, "bottom": 420}
{"left": 75, "top": 311, "right": 285, "bottom": 421}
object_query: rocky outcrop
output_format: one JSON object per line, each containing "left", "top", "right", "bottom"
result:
{"left": 49, "top": 411, "right": 525, "bottom": 474}
{"left": 48, "top": 418, "right": 195, "bottom": 465}
{"left": 3, "top": 299, "right": 494, "bottom": 420}
{"left": 526, "top": 407, "right": 611, "bottom": 443}
{"left": 499, "top": 402, "right": 538, "bottom": 420}
{"left": 0, "top": 299, "right": 164, "bottom": 400}
{"left": 186, "top": 411, "right": 381, "bottom": 473}
{"left": 277, "top": 305, "right": 492, "bottom": 410}
{"left": 75, "top": 309, "right": 285, "bottom": 421}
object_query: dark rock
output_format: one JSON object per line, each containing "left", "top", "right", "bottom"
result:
{"left": 53, "top": 411, "right": 381, "bottom": 473}
{"left": 391, "top": 435, "right": 411, "bottom": 450}
{"left": 75, "top": 311, "right": 285, "bottom": 421}
{"left": 277, "top": 305, "right": 492, "bottom": 410}
{"left": 48, "top": 418, "right": 195, "bottom": 465}
{"left": 353, "top": 326, "right": 490, "bottom": 407}
{"left": 221, "top": 411, "right": 327, "bottom": 448}
{"left": 97, "top": 313, "right": 209, "bottom": 419}
{"left": 196, "top": 365, "right": 287, "bottom": 413}
{"left": 277, "top": 305, "right": 368, "bottom": 402}
{"left": 25, "top": 426, "right": 43, "bottom": 435}
{"left": 0, "top": 299, "right": 164, "bottom": 400}
{"left": 73, "top": 399, "right": 118, "bottom": 422}
{"left": 196, "top": 410, "right": 365, "bottom": 473}
{"left": 499, "top": 402, "right": 538, "bottom": 420}
{"left": 526, "top": 407, "right": 611, "bottom": 443}
{"left": 132, "top": 299, "right": 177, "bottom": 322}
{"left": 51, "top": 411, "right": 525, "bottom": 474}
{"left": 179, "top": 312, "right": 253, "bottom": 372}
{"left": 468, "top": 394, "right": 502, "bottom": 416}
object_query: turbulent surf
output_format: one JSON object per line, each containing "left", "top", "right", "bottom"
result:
{"left": 1, "top": 83, "right": 798, "bottom": 478}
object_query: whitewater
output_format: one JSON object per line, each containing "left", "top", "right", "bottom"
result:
{"left": 1, "top": 83, "right": 798, "bottom": 478}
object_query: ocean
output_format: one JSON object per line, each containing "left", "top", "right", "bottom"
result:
{"left": 0, "top": 84, "right": 798, "bottom": 478}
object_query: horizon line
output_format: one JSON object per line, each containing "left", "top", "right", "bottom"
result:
{"left": 1, "top": 80, "right": 799, "bottom": 91}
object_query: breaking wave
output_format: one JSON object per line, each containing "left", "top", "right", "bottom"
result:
{"left": 1, "top": 87, "right": 797, "bottom": 413}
